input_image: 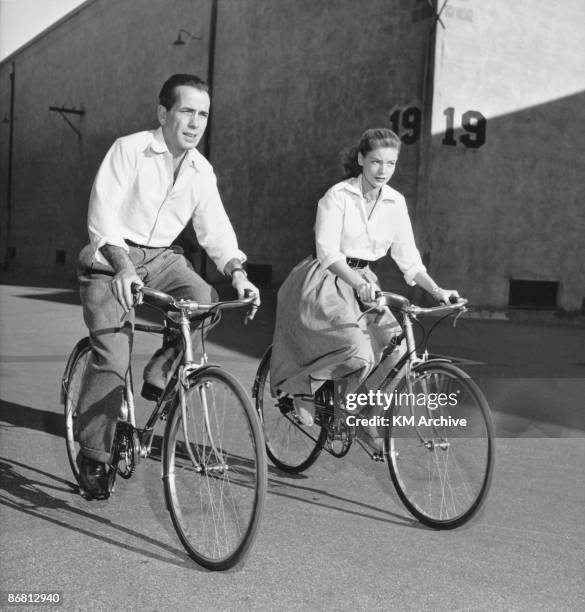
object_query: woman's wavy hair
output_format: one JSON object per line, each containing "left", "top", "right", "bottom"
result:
{"left": 341, "top": 128, "right": 402, "bottom": 178}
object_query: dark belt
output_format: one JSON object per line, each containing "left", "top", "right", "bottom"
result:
{"left": 125, "top": 239, "right": 165, "bottom": 249}
{"left": 346, "top": 257, "right": 373, "bottom": 269}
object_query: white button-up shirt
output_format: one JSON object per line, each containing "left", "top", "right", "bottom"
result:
{"left": 87, "top": 127, "right": 246, "bottom": 272}
{"left": 315, "top": 176, "right": 426, "bottom": 285}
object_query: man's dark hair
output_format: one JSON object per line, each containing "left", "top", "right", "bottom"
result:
{"left": 159, "top": 74, "right": 209, "bottom": 110}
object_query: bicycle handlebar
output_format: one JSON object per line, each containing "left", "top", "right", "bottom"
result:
{"left": 375, "top": 291, "right": 468, "bottom": 316}
{"left": 133, "top": 284, "right": 258, "bottom": 316}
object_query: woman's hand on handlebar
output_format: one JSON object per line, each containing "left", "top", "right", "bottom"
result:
{"left": 433, "top": 287, "right": 461, "bottom": 305}
{"left": 356, "top": 281, "right": 380, "bottom": 305}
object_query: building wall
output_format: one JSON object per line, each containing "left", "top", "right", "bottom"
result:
{"left": 1, "top": 0, "right": 583, "bottom": 311}
{"left": 209, "top": 0, "right": 432, "bottom": 287}
{"left": 423, "top": 0, "right": 585, "bottom": 310}
{"left": 0, "top": 0, "right": 213, "bottom": 277}
{"left": 0, "top": 0, "right": 431, "bottom": 288}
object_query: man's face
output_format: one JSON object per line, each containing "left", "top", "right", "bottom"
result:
{"left": 158, "top": 85, "right": 210, "bottom": 156}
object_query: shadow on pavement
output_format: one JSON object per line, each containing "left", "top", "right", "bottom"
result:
{"left": 0, "top": 457, "right": 201, "bottom": 570}
{"left": 0, "top": 399, "right": 415, "bottom": 529}
{"left": 266, "top": 472, "right": 419, "bottom": 529}
{"left": 0, "top": 400, "right": 65, "bottom": 438}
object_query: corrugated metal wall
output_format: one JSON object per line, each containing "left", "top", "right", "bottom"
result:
{"left": 1, "top": 0, "right": 583, "bottom": 310}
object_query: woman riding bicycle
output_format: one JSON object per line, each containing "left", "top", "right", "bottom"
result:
{"left": 270, "top": 128, "right": 459, "bottom": 447}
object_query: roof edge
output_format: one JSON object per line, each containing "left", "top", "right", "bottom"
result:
{"left": 0, "top": 0, "right": 97, "bottom": 66}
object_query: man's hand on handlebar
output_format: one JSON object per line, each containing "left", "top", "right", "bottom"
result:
{"left": 231, "top": 272, "right": 261, "bottom": 321}
{"left": 111, "top": 268, "right": 143, "bottom": 312}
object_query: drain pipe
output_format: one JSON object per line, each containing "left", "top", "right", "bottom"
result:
{"left": 4, "top": 62, "right": 15, "bottom": 269}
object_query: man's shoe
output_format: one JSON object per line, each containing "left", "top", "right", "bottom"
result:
{"left": 76, "top": 454, "right": 110, "bottom": 500}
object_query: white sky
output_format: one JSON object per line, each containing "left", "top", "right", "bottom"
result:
{"left": 0, "top": 0, "right": 85, "bottom": 60}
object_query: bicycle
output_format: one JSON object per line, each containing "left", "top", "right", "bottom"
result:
{"left": 253, "top": 291, "right": 494, "bottom": 529}
{"left": 61, "top": 286, "right": 267, "bottom": 570}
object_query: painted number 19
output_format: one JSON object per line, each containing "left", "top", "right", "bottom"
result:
{"left": 389, "top": 106, "right": 487, "bottom": 148}
{"left": 442, "top": 107, "right": 486, "bottom": 148}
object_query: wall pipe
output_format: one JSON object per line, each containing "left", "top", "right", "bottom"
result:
{"left": 200, "top": 0, "right": 218, "bottom": 279}
{"left": 4, "top": 62, "right": 15, "bottom": 269}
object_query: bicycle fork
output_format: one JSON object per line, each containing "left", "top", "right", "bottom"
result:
{"left": 178, "top": 369, "right": 227, "bottom": 474}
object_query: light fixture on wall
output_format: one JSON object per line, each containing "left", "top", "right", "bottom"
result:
{"left": 173, "top": 29, "right": 202, "bottom": 46}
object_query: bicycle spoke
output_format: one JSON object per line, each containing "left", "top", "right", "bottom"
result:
{"left": 387, "top": 362, "right": 494, "bottom": 528}
{"left": 253, "top": 346, "right": 326, "bottom": 473}
{"left": 164, "top": 369, "right": 266, "bottom": 570}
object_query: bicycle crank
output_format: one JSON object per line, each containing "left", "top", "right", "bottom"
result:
{"left": 112, "top": 420, "right": 141, "bottom": 479}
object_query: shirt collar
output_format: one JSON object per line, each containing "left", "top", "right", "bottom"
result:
{"left": 342, "top": 175, "right": 396, "bottom": 203}
{"left": 150, "top": 127, "right": 203, "bottom": 171}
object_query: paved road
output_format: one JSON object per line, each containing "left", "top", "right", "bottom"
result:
{"left": 1, "top": 284, "right": 584, "bottom": 611}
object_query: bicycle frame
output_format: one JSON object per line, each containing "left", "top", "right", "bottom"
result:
{"left": 318, "top": 293, "right": 468, "bottom": 457}
{"left": 124, "top": 289, "right": 256, "bottom": 465}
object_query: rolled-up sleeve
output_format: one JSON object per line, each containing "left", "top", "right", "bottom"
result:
{"left": 191, "top": 171, "right": 246, "bottom": 273}
{"left": 390, "top": 199, "right": 427, "bottom": 285}
{"left": 87, "top": 138, "right": 133, "bottom": 264}
{"left": 315, "top": 189, "right": 346, "bottom": 269}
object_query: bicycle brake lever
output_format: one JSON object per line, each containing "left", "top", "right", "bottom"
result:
{"left": 357, "top": 302, "right": 383, "bottom": 322}
{"left": 245, "top": 305, "right": 258, "bottom": 325}
{"left": 453, "top": 307, "right": 466, "bottom": 328}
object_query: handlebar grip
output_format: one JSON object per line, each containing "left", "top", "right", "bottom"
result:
{"left": 136, "top": 285, "right": 176, "bottom": 308}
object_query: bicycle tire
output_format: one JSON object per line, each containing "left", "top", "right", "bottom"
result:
{"left": 254, "top": 346, "right": 326, "bottom": 473}
{"left": 162, "top": 366, "right": 267, "bottom": 570}
{"left": 62, "top": 338, "right": 92, "bottom": 482}
{"left": 385, "top": 360, "right": 495, "bottom": 529}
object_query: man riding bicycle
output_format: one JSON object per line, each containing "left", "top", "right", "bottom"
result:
{"left": 75, "top": 73, "right": 259, "bottom": 500}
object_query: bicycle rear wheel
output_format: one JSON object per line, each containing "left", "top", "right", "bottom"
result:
{"left": 62, "top": 338, "right": 92, "bottom": 481}
{"left": 254, "top": 346, "right": 326, "bottom": 473}
{"left": 163, "top": 367, "right": 267, "bottom": 570}
{"left": 386, "top": 361, "right": 494, "bottom": 529}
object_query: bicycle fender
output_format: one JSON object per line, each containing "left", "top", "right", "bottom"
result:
{"left": 181, "top": 363, "right": 225, "bottom": 386}
{"left": 419, "top": 357, "right": 453, "bottom": 366}
{"left": 252, "top": 345, "right": 272, "bottom": 399}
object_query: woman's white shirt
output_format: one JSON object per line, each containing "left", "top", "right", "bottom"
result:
{"left": 315, "top": 176, "right": 426, "bottom": 285}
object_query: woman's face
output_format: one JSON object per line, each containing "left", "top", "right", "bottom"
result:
{"left": 358, "top": 146, "right": 399, "bottom": 189}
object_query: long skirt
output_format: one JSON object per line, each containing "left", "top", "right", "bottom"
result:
{"left": 270, "top": 256, "right": 402, "bottom": 398}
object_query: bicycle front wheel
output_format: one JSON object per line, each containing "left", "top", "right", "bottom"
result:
{"left": 162, "top": 367, "right": 267, "bottom": 570}
{"left": 386, "top": 361, "right": 494, "bottom": 529}
{"left": 254, "top": 346, "right": 326, "bottom": 473}
{"left": 62, "top": 338, "right": 92, "bottom": 482}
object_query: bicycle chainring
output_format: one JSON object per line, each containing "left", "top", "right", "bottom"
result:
{"left": 324, "top": 416, "right": 355, "bottom": 457}
{"left": 314, "top": 382, "right": 354, "bottom": 458}
{"left": 113, "top": 421, "right": 141, "bottom": 479}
